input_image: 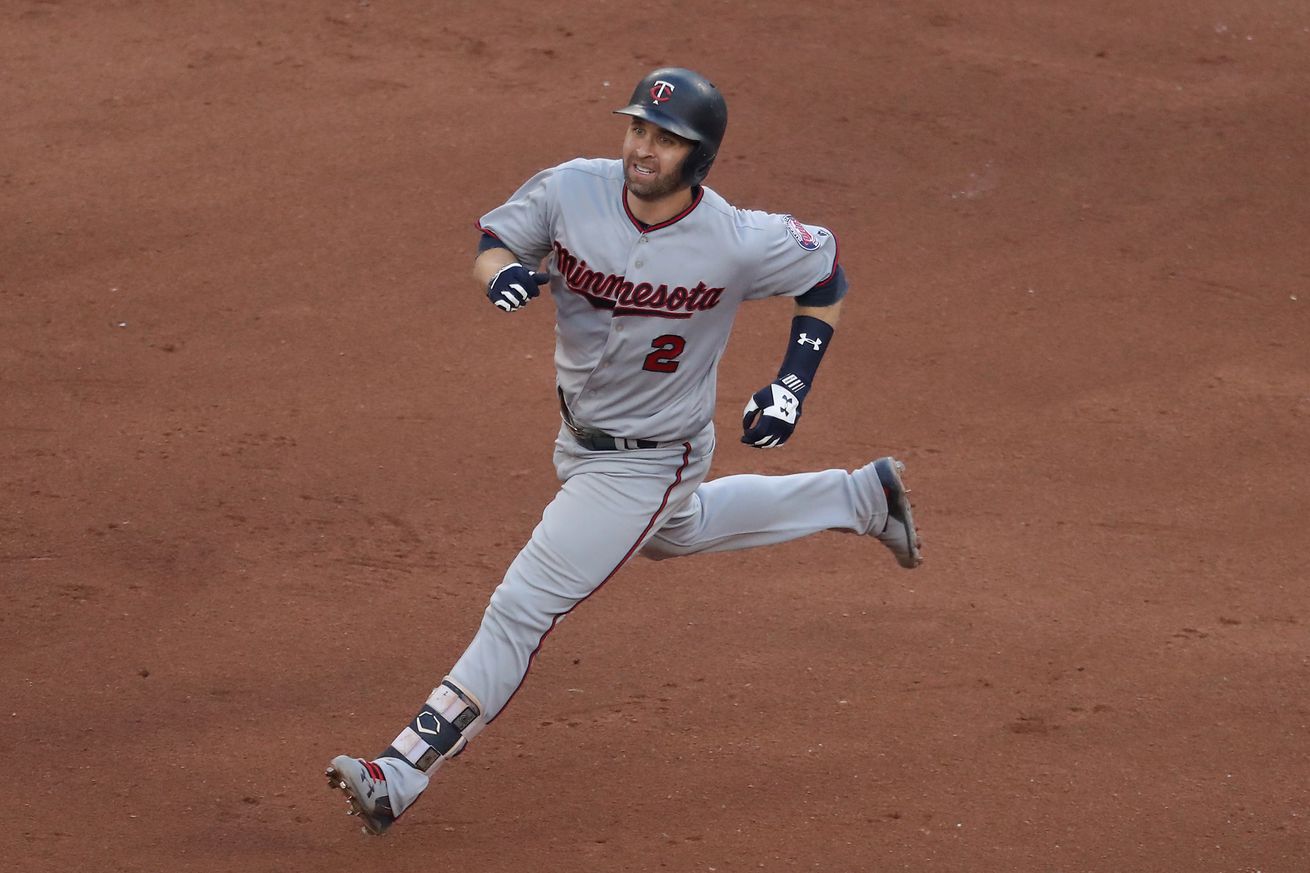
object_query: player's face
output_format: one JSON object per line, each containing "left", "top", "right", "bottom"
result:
{"left": 622, "top": 119, "right": 695, "bottom": 199}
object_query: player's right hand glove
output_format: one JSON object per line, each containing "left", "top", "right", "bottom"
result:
{"left": 487, "top": 262, "right": 550, "bottom": 312}
{"left": 741, "top": 382, "right": 802, "bottom": 449}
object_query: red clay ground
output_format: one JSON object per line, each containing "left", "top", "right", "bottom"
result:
{"left": 3, "top": 2, "right": 1308, "bottom": 871}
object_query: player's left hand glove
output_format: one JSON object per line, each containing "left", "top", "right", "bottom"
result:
{"left": 741, "top": 382, "right": 802, "bottom": 449}
{"left": 741, "top": 314, "right": 835, "bottom": 450}
{"left": 487, "top": 262, "right": 550, "bottom": 312}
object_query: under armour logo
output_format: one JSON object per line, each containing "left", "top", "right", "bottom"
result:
{"left": 797, "top": 333, "right": 824, "bottom": 350}
{"left": 769, "top": 384, "right": 800, "bottom": 423}
{"left": 649, "top": 80, "right": 675, "bottom": 104}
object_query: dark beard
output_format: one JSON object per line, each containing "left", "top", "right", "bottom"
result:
{"left": 624, "top": 164, "right": 685, "bottom": 200}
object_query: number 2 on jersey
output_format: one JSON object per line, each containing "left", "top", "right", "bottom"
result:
{"left": 643, "top": 334, "right": 686, "bottom": 373}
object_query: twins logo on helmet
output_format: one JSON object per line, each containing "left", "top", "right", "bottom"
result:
{"left": 650, "top": 80, "right": 675, "bottom": 103}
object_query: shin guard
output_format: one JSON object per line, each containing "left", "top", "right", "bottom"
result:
{"left": 385, "top": 679, "right": 486, "bottom": 773}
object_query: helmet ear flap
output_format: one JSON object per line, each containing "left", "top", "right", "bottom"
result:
{"left": 683, "top": 143, "right": 716, "bottom": 186}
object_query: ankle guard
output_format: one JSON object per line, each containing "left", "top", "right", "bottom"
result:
{"left": 386, "top": 679, "right": 485, "bottom": 773}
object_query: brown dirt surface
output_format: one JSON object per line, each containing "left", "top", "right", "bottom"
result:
{"left": 3, "top": 2, "right": 1308, "bottom": 871}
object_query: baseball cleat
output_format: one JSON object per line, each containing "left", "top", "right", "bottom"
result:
{"left": 326, "top": 755, "right": 397, "bottom": 836}
{"left": 872, "top": 457, "right": 923, "bottom": 569}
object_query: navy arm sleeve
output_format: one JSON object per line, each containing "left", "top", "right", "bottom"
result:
{"left": 478, "top": 232, "right": 511, "bottom": 254}
{"left": 794, "top": 264, "right": 848, "bottom": 307}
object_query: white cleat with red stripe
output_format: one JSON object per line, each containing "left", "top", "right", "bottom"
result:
{"left": 325, "top": 755, "right": 399, "bottom": 836}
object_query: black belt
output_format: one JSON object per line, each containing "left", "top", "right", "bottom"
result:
{"left": 559, "top": 388, "right": 661, "bottom": 452}
{"left": 571, "top": 433, "right": 660, "bottom": 452}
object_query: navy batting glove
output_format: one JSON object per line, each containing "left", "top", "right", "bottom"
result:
{"left": 741, "top": 315, "right": 835, "bottom": 449}
{"left": 741, "top": 382, "right": 802, "bottom": 449}
{"left": 487, "top": 263, "right": 549, "bottom": 312}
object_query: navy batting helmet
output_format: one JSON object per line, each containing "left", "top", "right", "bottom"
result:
{"left": 614, "top": 67, "right": 728, "bottom": 186}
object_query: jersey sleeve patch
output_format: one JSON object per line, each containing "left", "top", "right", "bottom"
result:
{"left": 782, "top": 214, "right": 830, "bottom": 251}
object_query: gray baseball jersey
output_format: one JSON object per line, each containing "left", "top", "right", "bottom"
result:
{"left": 477, "top": 158, "right": 839, "bottom": 443}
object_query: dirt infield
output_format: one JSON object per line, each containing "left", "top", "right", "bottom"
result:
{"left": 3, "top": 2, "right": 1307, "bottom": 871}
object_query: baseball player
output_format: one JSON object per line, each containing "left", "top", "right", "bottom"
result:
{"left": 326, "top": 67, "right": 923, "bottom": 836}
